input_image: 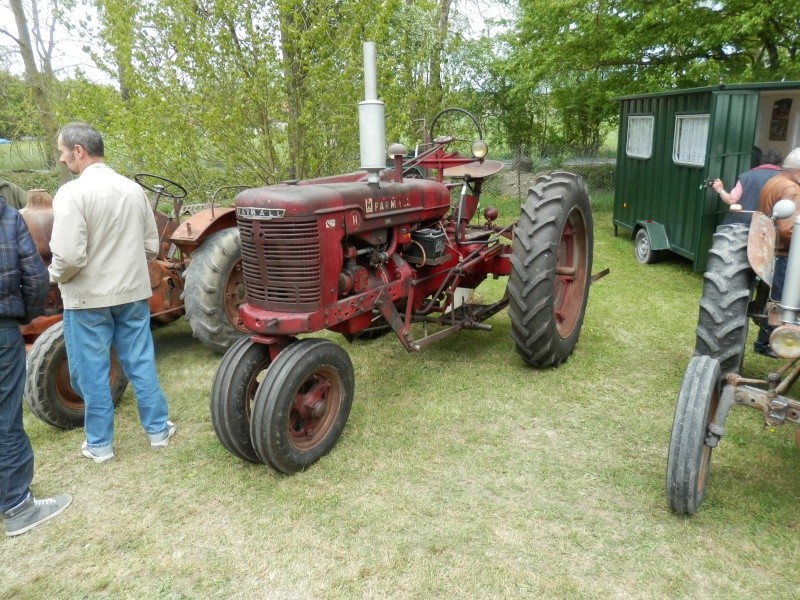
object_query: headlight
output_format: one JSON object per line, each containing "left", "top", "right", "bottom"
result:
{"left": 769, "top": 325, "right": 800, "bottom": 359}
{"left": 471, "top": 140, "right": 488, "bottom": 159}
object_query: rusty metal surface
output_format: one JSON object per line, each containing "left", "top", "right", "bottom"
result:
{"left": 171, "top": 207, "right": 236, "bottom": 249}
{"left": 443, "top": 159, "right": 504, "bottom": 179}
{"left": 747, "top": 212, "right": 776, "bottom": 286}
{"left": 147, "top": 261, "right": 185, "bottom": 325}
{"left": 19, "top": 190, "right": 54, "bottom": 262}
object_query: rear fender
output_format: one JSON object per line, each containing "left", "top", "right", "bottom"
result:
{"left": 633, "top": 220, "right": 669, "bottom": 251}
{"left": 170, "top": 207, "right": 237, "bottom": 256}
{"left": 747, "top": 212, "right": 775, "bottom": 286}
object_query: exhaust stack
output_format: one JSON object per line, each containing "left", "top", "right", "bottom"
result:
{"left": 359, "top": 41, "right": 386, "bottom": 185}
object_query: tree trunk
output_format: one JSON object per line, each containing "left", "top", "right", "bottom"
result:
{"left": 9, "top": 0, "right": 62, "bottom": 173}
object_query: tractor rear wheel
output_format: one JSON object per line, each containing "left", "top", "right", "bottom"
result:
{"left": 210, "top": 336, "right": 273, "bottom": 463}
{"left": 24, "top": 322, "right": 128, "bottom": 429}
{"left": 666, "top": 354, "right": 721, "bottom": 515}
{"left": 507, "top": 171, "right": 593, "bottom": 367}
{"left": 249, "top": 339, "right": 354, "bottom": 474}
{"left": 694, "top": 224, "right": 753, "bottom": 375}
{"left": 183, "top": 227, "right": 248, "bottom": 354}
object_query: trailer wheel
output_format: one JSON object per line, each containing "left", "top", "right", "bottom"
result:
{"left": 249, "top": 339, "right": 354, "bottom": 474}
{"left": 210, "top": 336, "right": 272, "bottom": 463}
{"left": 666, "top": 355, "right": 721, "bottom": 515}
{"left": 634, "top": 228, "right": 662, "bottom": 264}
{"left": 694, "top": 224, "right": 753, "bottom": 375}
{"left": 24, "top": 322, "right": 128, "bottom": 429}
{"left": 183, "top": 227, "right": 248, "bottom": 354}
{"left": 507, "top": 171, "right": 593, "bottom": 367}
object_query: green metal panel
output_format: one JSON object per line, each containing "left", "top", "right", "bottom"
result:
{"left": 614, "top": 90, "right": 712, "bottom": 264}
{"left": 695, "top": 90, "right": 759, "bottom": 271}
{"left": 635, "top": 220, "right": 669, "bottom": 250}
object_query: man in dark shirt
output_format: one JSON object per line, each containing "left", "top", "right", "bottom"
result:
{"left": 712, "top": 149, "right": 783, "bottom": 225}
{"left": 754, "top": 148, "right": 800, "bottom": 356}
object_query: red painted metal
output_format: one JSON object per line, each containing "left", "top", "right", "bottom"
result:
{"left": 234, "top": 137, "right": 516, "bottom": 349}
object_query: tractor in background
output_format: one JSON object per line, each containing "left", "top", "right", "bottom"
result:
{"left": 667, "top": 200, "right": 800, "bottom": 514}
{"left": 21, "top": 177, "right": 248, "bottom": 429}
{"left": 210, "top": 42, "right": 595, "bottom": 474}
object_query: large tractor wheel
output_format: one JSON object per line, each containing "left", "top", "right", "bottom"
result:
{"left": 507, "top": 171, "right": 593, "bottom": 367}
{"left": 24, "top": 322, "right": 128, "bottom": 429}
{"left": 694, "top": 224, "right": 753, "bottom": 375}
{"left": 183, "top": 227, "right": 248, "bottom": 354}
{"left": 666, "top": 355, "right": 721, "bottom": 515}
{"left": 249, "top": 339, "right": 354, "bottom": 474}
{"left": 210, "top": 336, "right": 272, "bottom": 463}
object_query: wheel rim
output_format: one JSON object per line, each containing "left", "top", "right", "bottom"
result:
{"left": 636, "top": 232, "right": 650, "bottom": 261}
{"left": 224, "top": 259, "right": 249, "bottom": 333}
{"left": 553, "top": 206, "right": 589, "bottom": 338}
{"left": 286, "top": 366, "right": 342, "bottom": 451}
{"left": 697, "top": 382, "right": 720, "bottom": 494}
{"left": 54, "top": 353, "right": 124, "bottom": 412}
{"left": 244, "top": 356, "right": 270, "bottom": 422}
{"left": 55, "top": 355, "right": 83, "bottom": 411}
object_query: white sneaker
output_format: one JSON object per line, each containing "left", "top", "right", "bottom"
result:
{"left": 81, "top": 441, "right": 115, "bottom": 463}
{"left": 149, "top": 421, "right": 176, "bottom": 449}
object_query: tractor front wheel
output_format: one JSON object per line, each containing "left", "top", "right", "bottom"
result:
{"left": 183, "top": 227, "right": 248, "bottom": 354}
{"left": 666, "top": 354, "right": 721, "bottom": 515}
{"left": 694, "top": 224, "right": 753, "bottom": 375}
{"left": 210, "top": 335, "right": 273, "bottom": 463}
{"left": 507, "top": 171, "right": 593, "bottom": 367}
{"left": 24, "top": 322, "right": 128, "bottom": 429}
{"left": 249, "top": 339, "right": 354, "bottom": 474}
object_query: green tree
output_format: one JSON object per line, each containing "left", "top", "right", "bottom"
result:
{"left": 500, "top": 0, "right": 800, "bottom": 158}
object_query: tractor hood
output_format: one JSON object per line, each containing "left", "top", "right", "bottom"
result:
{"left": 235, "top": 178, "right": 452, "bottom": 234}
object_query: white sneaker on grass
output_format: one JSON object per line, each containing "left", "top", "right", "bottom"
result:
{"left": 81, "top": 441, "right": 115, "bottom": 463}
{"left": 148, "top": 421, "right": 176, "bottom": 449}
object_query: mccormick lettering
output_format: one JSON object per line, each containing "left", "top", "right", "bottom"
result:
{"left": 236, "top": 207, "right": 286, "bottom": 220}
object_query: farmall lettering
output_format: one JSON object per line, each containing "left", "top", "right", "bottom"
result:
{"left": 236, "top": 207, "right": 285, "bottom": 220}
{"left": 364, "top": 196, "right": 411, "bottom": 214}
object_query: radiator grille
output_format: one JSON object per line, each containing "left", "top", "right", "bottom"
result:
{"left": 238, "top": 218, "right": 321, "bottom": 309}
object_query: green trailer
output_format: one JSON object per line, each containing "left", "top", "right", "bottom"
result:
{"left": 613, "top": 82, "right": 800, "bottom": 272}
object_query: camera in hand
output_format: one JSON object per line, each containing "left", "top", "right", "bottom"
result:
{"left": 699, "top": 178, "right": 716, "bottom": 190}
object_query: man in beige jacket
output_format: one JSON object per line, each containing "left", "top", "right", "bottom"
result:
{"left": 49, "top": 122, "right": 175, "bottom": 462}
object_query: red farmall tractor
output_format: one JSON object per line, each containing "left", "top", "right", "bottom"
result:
{"left": 210, "top": 43, "right": 595, "bottom": 474}
{"left": 666, "top": 200, "right": 800, "bottom": 514}
{"left": 20, "top": 177, "right": 248, "bottom": 429}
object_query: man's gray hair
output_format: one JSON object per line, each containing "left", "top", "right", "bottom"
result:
{"left": 58, "top": 122, "right": 104, "bottom": 157}
{"left": 784, "top": 147, "right": 800, "bottom": 170}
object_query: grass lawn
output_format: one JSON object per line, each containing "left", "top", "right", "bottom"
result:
{"left": 2, "top": 189, "right": 799, "bottom": 599}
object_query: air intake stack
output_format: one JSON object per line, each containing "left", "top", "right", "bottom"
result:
{"left": 359, "top": 41, "right": 386, "bottom": 186}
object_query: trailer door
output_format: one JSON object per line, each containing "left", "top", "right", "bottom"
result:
{"left": 695, "top": 90, "right": 759, "bottom": 271}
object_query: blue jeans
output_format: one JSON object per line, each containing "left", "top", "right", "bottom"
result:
{"left": 0, "top": 326, "right": 34, "bottom": 513}
{"left": 62, "top": 300, "right": 169, "bottom": 451}
{"left": 756, "top": 255, "right": 788, "bottom": 351}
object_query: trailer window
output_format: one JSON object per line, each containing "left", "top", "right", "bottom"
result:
{"left": 626, "top": 116, "right": 654, "bottom": 159}
{"left": 673, "top": 115, "right": 709, "bottom": 166}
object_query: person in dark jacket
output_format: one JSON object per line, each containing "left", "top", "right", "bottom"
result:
{"left": 0, "top": 178, "right": 27, "bottom": 210}
{"left": 0, "top": 194, "right": 72, "bottom": 537}
{"left": 712, "top": 149, "right": 783, "bottom": 225}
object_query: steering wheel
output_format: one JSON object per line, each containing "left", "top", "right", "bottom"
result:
{"left": 429, "top": 108, "right": 483, "bottom": 145}
{"left": 134, "top": 173, "right": 187, "bottom": 199}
